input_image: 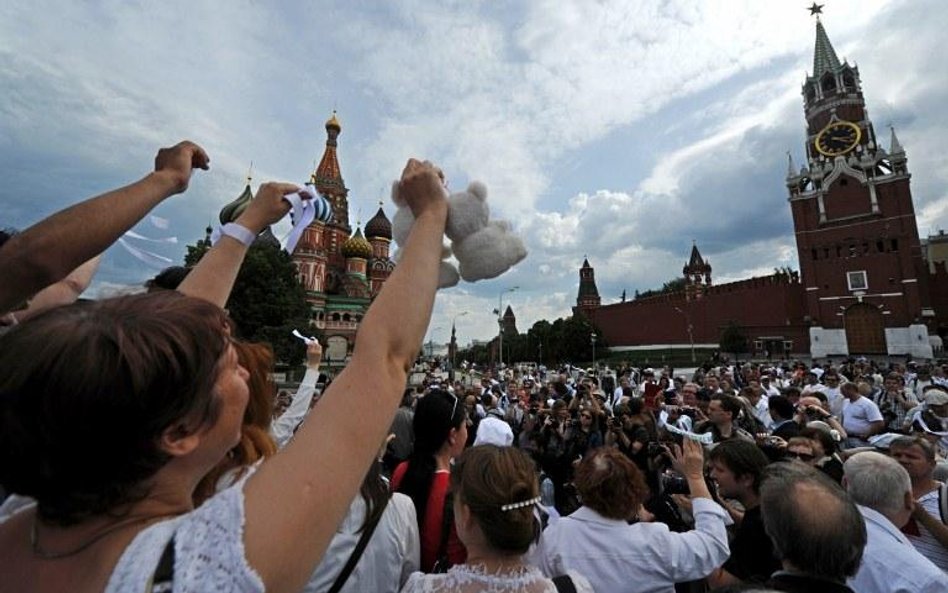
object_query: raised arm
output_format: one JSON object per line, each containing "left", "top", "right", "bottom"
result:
{"left": 242, "top": 159, "right": 448, "bottom": 593}
{"left": 0, "top": 142, "right": 208, "bottom": 313}
{"left": 4, "top": 255, "right": 100, "bottom": 324}
{"left": 270, "top": 340, "right": 323, "bottom": 449}
{"left": 176, "top": 182, "right": 300, "bottom": 307}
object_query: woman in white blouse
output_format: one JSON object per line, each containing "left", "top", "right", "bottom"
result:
{"left": 0, "top": 156, "right": 448, "bottom": 593}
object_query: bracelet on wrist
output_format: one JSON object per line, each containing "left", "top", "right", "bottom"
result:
{"left": 215, "top": 222, "right": 257, "bottom": 247}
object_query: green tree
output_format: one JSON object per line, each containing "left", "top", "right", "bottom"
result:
{"left": 185, "top": 238, "right": 313, "bottom": 366}
{"left": 634, "top": 276, "right": 686, "bottom": 300}
{"left": 719, "top": 321, "right": 748, "bottom": 355}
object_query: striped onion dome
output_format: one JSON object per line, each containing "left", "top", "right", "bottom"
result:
{"left": 308, "top": 185, "right": 334, "bottom": 223}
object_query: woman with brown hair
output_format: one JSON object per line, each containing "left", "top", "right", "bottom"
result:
{"left": 0, "top": 158, "right": 448, "bottom": 593}
{"left": 402, "top": 445, "right": 593, "bottom": 593}
{"left": 193, "top": 339, "right": 322, "bottom": 504}
{"left": 533, "top": 442, "right": 729, "bottom": 593}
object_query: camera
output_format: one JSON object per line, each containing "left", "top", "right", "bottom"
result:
{"left": 647, "top": 442, "right": 668, "bottom": 457}
{"left": 661, "top": 472, "right": 691, "bottom": 495}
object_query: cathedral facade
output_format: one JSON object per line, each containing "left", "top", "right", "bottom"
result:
{"left": 577, "top": 18, "right": 947, "bottom": 361}
{"left": 218, "top": 113, "right": 395, "bottom": 367}
{"left": 292, "top": 113, "right": 395, "bottom": 365}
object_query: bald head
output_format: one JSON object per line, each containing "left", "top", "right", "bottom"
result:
{"left": 760, "top": 463, "right": 865, "bottom": 582}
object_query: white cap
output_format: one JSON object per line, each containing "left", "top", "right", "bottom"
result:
{"left": 473, "top": 416, "right": 514, "bottom": 447}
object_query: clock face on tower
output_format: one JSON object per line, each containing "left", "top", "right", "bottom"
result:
{"left": 814, "top": 121, "right": 862, "bottom": 157}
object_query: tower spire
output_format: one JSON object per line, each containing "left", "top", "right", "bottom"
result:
{"left": 889, "top": 125, "right": 904, "bottom": 154}
{"left": 787, "top": 151, "right": 797, "bottom": 178}
{"left": 813, "top": 17, "right": 841, "bottom": 75}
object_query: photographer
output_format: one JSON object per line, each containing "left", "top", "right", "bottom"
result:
{"left": 793, "top": 395, "right": 848, "bottom": 442}
{"left": 873, "top": 372, "right": 918, "bottom": 432}
{"left": 607, "top": 402, "right": 651, "bottom": 475}
{"left": 539, "top": 399, "right": 578, "bottom": 514}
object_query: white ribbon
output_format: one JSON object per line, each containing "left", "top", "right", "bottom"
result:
{"left": 117, "top": 237, "right": 173, "bottom": 268}
{"left": 663, "top": 421, "right": 715, "bottom": 445}
{"left": 280, "top": 185, "right": 333, "bottom": 253}
{"left": 124, "top": 230, "right": 178, "bottom": 244}
{"left": 150, "top": 215, "right": 170, "bottom": 230}
{"left": 292, "top": 329, "right": 318, "bottom": 345}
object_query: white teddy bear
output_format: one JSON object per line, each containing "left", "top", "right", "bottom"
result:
{"left": 391, "top": 180, "right": 527, "bottom": 288}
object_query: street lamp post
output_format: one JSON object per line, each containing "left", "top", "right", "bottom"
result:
{"left": 675, "top": 307, "right": 696, "bottom": 363}
{"left": 495, "top": 286, "right": 519, "bottom": 369}
{"left": 451, "top": 312, "right": 468, "bottom": 376}
{"left": 591, "top": 333, "right": 598, "bottom": 370}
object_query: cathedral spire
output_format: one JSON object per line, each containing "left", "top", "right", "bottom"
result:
{"left": 813, "top": 19, "right": 841, "bottom": 76}
{"left": 313, "top": 111, "right": 346, "bottom": 194}
{"left": 786, "top": 152, "right": 797, "bottom": 179}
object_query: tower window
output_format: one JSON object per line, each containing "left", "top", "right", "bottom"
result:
{"left": 812, "top": 248, "right": 818, "bottom": 261}
{"left": 890, "top": 239, "right": 899, "bottom": 252}
{"left": 877, "top": 240, "right": 884, "bottom": 252}
{"left": 821, "top": 73, "right": 837, "bottom": 94}
{"left": 835, "top": 245, "right": 842, "bottom": 258}
{"left": 847, "top": 270, "right": 868, "bottom": 291}
{"left": 849, "top": 244, "right": 856, "bottom": 257}
{"left": 842, "top": 71, "right": 856, "bottom": 91}
{"left": 823, "top": 247, "right": 830, "bottom": 259}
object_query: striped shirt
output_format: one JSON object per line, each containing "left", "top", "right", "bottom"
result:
{"left": 906, "top": 484, "right": 948, "bottom": 573}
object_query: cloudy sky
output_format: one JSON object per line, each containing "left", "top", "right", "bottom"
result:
{"left": 3, "top": 0, "right": 947, "bottom": 347}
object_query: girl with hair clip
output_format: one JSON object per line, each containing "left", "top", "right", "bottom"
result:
{"left": 0, "top": 158, "right": 447, "bottom": 593}
{"left": 402, "top": 445, "right": 593, "bottom": 593}
{"left": 392, "top": 390, "right": 468, "bottom": 572}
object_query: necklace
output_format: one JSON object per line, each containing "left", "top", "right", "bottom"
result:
{"left": 31, "top": 514, "right": 173, "bottom": 560}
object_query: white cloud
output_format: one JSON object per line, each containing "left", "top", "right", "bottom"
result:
{"left": 3, "top": 0, "right": 946, "bottom": 346}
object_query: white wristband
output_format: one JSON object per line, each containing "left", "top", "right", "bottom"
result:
{"left": 217, "top": 222, "right": 256, "bottom": 247}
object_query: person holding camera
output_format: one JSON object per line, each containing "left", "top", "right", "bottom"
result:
{"left": 607, "top": 402, "right": 652, "bottom": 476}
{"left": 531, "top": 441, "right": 729, "bottom": 593}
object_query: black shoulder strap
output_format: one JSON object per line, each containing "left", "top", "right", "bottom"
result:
{"left": 148, "top": 535, "right": 176, "bottom": 593}
{"left": 939, "top": 481, "right": 948, "bottom": 525}
{"left": 327, "top": 495, "right": 390, "bottom": 593}
{"left": 552, "top": 574, "right": 578, "bottom": 593}
{"left": 435, "top": 491, "right": 454, "bottom": 562}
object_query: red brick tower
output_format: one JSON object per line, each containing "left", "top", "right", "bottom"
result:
{"left": 683, "top": 243, "right": 712, "bottom": 301}
{"left": 575, "top": 257, "right": 602, "bottom": 316}
{"left": 786, "top": 16, "right": 932, "bottom": 358}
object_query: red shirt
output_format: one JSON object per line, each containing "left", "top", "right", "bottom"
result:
{"left": 392, "top": 461, "right": 467, "bottom": 572}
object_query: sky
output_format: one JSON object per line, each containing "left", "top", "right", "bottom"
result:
{"left": 2, "top": 0, "right": 947, "bottom": 348}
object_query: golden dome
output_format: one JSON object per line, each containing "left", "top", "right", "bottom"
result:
{"left": 342, "top": 227, "right": 372, "bottom": 259}
{"left": 326, "top": 110, "right": 341, "bottom": 131}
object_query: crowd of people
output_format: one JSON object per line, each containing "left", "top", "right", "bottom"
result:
{"left": 1, "top": 141, "right": 948, "bottom": 592}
